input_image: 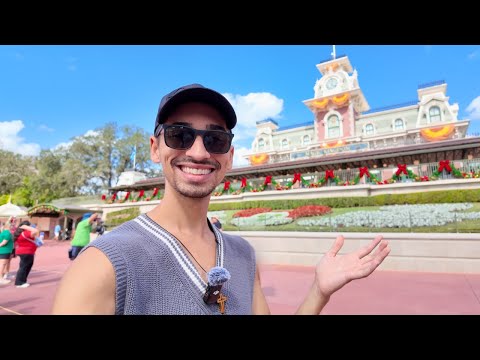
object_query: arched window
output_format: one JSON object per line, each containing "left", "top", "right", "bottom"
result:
{"left": 303, "top": 135, "right": 310, "bottom": 146}
{"left": 429, "top": 106, "right": 441, "bottom": 123}
{"left": 394, "top": 118, "right": 404, "bottom": 130}
{"left": 365, "top": 124, "right": 374, "bottom": 136}
{"left": 327, "top": 115, "right": 340, "bottom": 138}
{"left": 281, "top": 138, "right": 288, "bottom": 149}
{"left": 258, "top": 138, "right": 265, "bottom": 150}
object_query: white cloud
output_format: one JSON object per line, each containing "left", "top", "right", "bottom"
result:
{"left": 466, "top": 96, "right": 480, "bottom": 120}
{"left": 66, "top": 56, "right": 78, "bottom": 71}
{"left": 38, "top": 124, "right": 54, "bottom": 132}
{"left": 468, "top": 50, "right": 479, "bottom": 60}
{"left": 0, "top": 120, "right": 41, "bottom": 156}
{"left": 84, "top": 130, "right": 99, "bottom": 137}
{"left": 232, "top": 146, "right": 251, "bottom": 168}
{"left": 53, "top": 141, "right": 72, "bottom": 151}
{"left": 223, "top": 92, "right": 284, "bottom": 143}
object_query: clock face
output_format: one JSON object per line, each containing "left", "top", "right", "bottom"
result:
{"left": 326, "top": 77, "right": 338, "bottom": 90}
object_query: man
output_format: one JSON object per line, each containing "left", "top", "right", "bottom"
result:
{"left": 54, "top": 223, "right": 61, "bottom": 241}
{"left": 52, "top": 83, "right": 390, "bottom": 315}
{"left": 69, "top": 213, "right": 99, "bottom": 260}
{"left": 210, "top": 216, "right": 222, "bottom": 231}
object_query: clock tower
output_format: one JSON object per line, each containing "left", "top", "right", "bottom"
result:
{"left": 303, "top": 54, "right": 370, "bottom": 144}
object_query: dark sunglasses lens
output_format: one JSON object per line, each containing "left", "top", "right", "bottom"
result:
{"left": 165, "top": 126, "right": 195, "bottom": 149}
{"left": 203, "top": 132, "right": 232, "bottom": 154}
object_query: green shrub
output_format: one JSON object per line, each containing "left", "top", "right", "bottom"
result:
{"left": 105, "top": 207, "right": 140, "bottom": 228}
{"left": 208, "top": 189, "right": 480, "bottom": 211}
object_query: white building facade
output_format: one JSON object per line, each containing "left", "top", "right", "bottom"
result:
{"left": 245, "top": 55, "right": 469, "bottom": 166}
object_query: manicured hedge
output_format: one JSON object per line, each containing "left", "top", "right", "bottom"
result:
{"left": 105, "top": 207, "right": 140, "bottom": 227}
{"left": 208, "top": 189, "right": 480, "bottom": 211}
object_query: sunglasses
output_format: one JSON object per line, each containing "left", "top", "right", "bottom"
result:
{"left": 158, "top": 124, "right": 234, "bottom": 154}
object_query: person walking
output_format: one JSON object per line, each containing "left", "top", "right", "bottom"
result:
{"left": 69, "top": 213, "right": 100, "bottom": 260}
{"left": 0, "top": 219, "right": 14, "bottom": 285}
{"left": 13, "top": 221, "right": 40, "bottom": 288}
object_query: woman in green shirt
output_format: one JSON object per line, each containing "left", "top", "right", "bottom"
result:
{"left": 0, "top": 220, "right": 14, "bottom": 285}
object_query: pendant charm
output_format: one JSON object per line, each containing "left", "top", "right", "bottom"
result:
{"left": 217, "top": 293, "right": 227, "bottom": 314}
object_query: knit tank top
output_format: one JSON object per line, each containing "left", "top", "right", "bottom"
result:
{"left": 84, "top": 214, "right": 256, "bottom": 315}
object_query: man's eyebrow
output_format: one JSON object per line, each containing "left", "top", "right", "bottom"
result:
{"left": 171, "top": 121, "right": 192, "bottom": 126}
{"left": 206, "top": 124, "right": 228, "bottom": 131}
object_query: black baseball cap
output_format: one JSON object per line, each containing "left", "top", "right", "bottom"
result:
{"left": 154, "top": 83, "right": 237, "bottom": 136}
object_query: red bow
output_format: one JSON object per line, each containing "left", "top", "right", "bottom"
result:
{"left": 223, "top": 182, "right": 231, "bottom": 191}
{"left": 152, "top": 188, "right": 158, "bottom": 197}
{"left": 125, "top": 192, "right": 131, "bottom": 201}
{"left": 325, "top": 170, "right": 335, "bottom": 180}
{"left": 241, "top": 178, "right": 247, "bottom": 188}
{"left": 359, "top": 167, "right": 370, "bottom": 178}
{"left": 438, "top": 160, "right": 452, "bottom": 173}
{"left": 111, "top": 192, "right": 117, "bottom": 201}
{"left": 138, "top": 190, "right": 145, "bottom": 198}
{"left": 293, "top": 173, "right": 301, "bottom": 184}
{"left": 101, "top": 194, "right": 106, "bottom": 200}
{"left": 395, "top": 164, "right": 408, "bottom": 176}
{"left": 264, "top": 176, "right": 272, "bottom": 185}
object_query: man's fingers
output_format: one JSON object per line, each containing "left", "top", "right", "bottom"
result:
{"left": 328, "top": 235, "right": 344, "bottom": 256}
{"left": 358, "top": 235, "right": 383, "bottom": 258}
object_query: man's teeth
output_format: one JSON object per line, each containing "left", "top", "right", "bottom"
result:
{"left": 181, "top": 166, "right": 212, "bottom": 175}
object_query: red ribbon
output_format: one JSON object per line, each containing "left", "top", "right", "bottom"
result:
{"left": 264, "top": 176, "right": 272, "bottom": 185}
{"left": 223, "top": 182, "right": 231, "bottom": 191}
{"left": 111, "top": 193, "right": 117, "bottom": 201}
{"left": 438, "top": 160, "right": 452, "bottom": 173}
{"left": 138, "top": 190, "right": 145, "bottom": 198}
{"left": 101, "top": 194, "right": 106, "bottom": 200}
{"left": 125, "top": 192, "right": 130, "bottom": 201}
{"left": 293, "top": 173, "right": 301, "bottom": 184}
{"left": 325, "top": 170, "right": 335, "bottom": 180}
{"left": 241, "top": 178, "right": 247, "bottom": 188}
{"left": 152, "top": 188, "right": 158, "bottom": 197}
{"left": 395, "top": 164, "right": 408, "bottom": 176}
{"left": 359, "top": 167, "right": 370, "bottom": 178}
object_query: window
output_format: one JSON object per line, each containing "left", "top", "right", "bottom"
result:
{"left": 327, "top": 115, "right": 340, "bottom": 138}
{"left": 394, "top": 118, "right": 404, "bottom": 130}
{"left": 281, "top": 138, "right": 288, "bottom": 149}
{"left": 365, "top": 124, "right": 374, "bottom": 136}
{"left": 303, "top": 135, "right": 310, "bottom": 146}
{"left": 258, "top": 138, "right": 265, "bottom": 150}
{"left": 429, "top": 106, "right": 441, "bottom": 123}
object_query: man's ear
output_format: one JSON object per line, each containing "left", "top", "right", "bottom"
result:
{"left": 226, "top": 146, "right": 234, "bottom": 171}
{"left": 150, "top": 136, "right": 161, "bottom": 163}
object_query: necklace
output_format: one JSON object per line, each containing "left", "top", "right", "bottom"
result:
{"left": 176, "top": 238, "right": 209, "bottom": 275}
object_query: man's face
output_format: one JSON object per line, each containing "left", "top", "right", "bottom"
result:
{"left": 150, "top": 102, "right": 234, "bottom": 199}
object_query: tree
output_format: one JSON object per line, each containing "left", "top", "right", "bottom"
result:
{"left": 0, "top": 150, "right": 34, "bottom": 195}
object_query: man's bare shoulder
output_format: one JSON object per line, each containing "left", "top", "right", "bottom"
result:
{"left": 51, "top": 247, "right": 116, "bottom": 314}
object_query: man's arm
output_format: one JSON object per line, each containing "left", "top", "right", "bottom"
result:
{"left": 51, "top": 247, "right": 116, "bottom": 314}
{"left": 252, "top": 265, "right": 271, "bottom": 315}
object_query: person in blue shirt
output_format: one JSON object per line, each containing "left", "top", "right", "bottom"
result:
{"left": 54, "top": 224, "right": 62, "bottom": 241}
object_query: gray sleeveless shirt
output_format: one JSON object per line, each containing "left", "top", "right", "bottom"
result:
{"left": 84, "top": 214, "right": 256, "bottom": 315}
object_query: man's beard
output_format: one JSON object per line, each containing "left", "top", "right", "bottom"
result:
{"left": 170, "top": 180, "right": 217, "bottom": 199}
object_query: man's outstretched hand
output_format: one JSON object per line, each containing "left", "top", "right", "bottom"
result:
{"left": 314, "top": 235, "right": 390, "bottom": 299}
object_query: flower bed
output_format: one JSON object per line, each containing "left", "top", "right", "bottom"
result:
{"left": 288, "top": 205, "right": 332, "bottom": 219}
{"left": 230, "top": 211, "right": 293, "bottom": 227}
{"left": 297, "top": 203, "right": 480, "bottom": 228}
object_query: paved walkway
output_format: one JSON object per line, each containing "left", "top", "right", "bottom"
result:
{"left": 1, "top": 240, "right": 480, "bottom": 315}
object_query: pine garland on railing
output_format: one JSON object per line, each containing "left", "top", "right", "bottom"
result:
{"left": 284, "top": 173, "right": 310, "bottom": 189}
{"left": 352, "top": 167, "right": 380, "bottom": 185}
{"left": 392, "top": 164, "right": 416, "bottom": 181}
{"left": 430, "top": 160, "right": 463, "bottom": 179}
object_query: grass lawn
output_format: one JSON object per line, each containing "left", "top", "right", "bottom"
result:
{"left": 222, "top": 204, "right": 480, "bottom": 233}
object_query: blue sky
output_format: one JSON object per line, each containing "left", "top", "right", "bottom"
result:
{"left": 1, "top": 45, "right": 479, "bottom": 167}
